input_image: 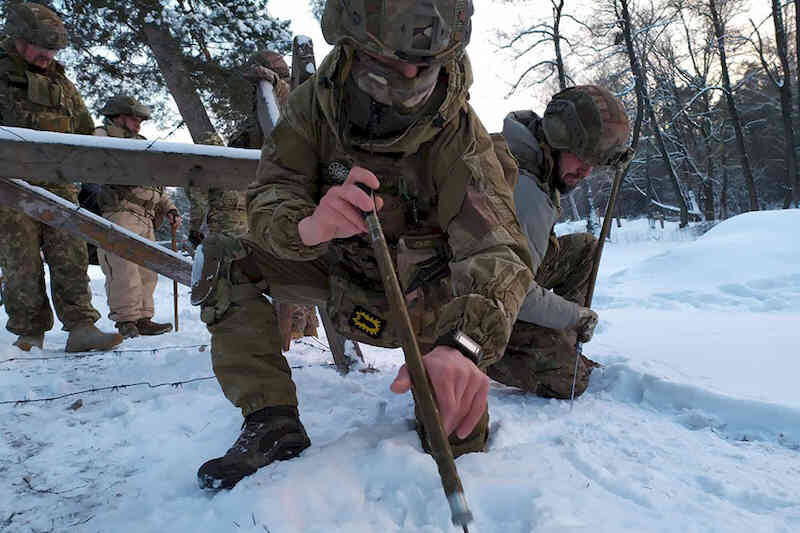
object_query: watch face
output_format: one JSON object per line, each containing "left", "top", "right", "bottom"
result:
{"left": 454, "top": 330, "right": 481, "bottom": 356}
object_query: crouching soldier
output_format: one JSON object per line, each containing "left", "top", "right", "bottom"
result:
{"left": 94, "top": 95, "right": 181, "bottom": 338}
{"left": 190, "top": 0, "right": 535, "bottom": 490}
{"left": 493, "top": 85, "right": 633, "bottom": 398}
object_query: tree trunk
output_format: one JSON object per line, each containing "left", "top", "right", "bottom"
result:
{"left": 708, "top": 0, "right": 759, "bottom": 211}
{"left": 142, "top": 22, "right": 217, "bottom": 142}
{"left": 552, "top": 0, "right": 567, "bottom": 91}
{"left": 770, "top": 0, "right": 799, "bottom": 208}
{"left": 584, "top": 180, "right": 598, "bottom": 234}
{"left": 721, "top": 153, "right": 729, "bottom": 220}
{"left": 796, "top": 0, "right": 800, "bottom": 206}
{"left": 618, "top": 0, "right": 686, "bottom": 225}
{"left": 568, "top": 194, "right": 581, "bottom": 221}
{"left": 703, "top": 154, "right": 715, "bottom": 220}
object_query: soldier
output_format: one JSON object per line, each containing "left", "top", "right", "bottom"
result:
{"left": 0, "top": 3, "right": 123, "bottom": 352}
{"left": 187, "top": 50, "right": 319, "bottom": 345}
{"left": 191, "top": 0, "right": 535, "bottom": 490}
{"left": 94, "top": 95, "right": 181, "bottom": 338}
{"left": 491, "top": 86, "right": 633, "bottom": 398}
{"left": 185, "top": 51, "right": 291, "bottom": 247}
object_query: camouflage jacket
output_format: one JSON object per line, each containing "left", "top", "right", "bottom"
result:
{"left": 94, "top": 121, "right": 176, "bottom": 225}
{"left": 249, "top": 45, "right": 534, "bottom": 368}
{"left": 0, "top": 38, "right": 93, "bottom": 136}
{"left": 0, "top": 38, "right": 93, "bottom": 193}
{"left": 502, "top": 111, "right": 581, "bottom": 330}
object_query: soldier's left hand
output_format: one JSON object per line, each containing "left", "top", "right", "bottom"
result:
{"left": 576, "top": 307, "right": 598, "bottom": 343}
{"left": 390, "top": 345, "right": 488, "bottom": 439}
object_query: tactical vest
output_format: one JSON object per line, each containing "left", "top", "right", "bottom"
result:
{"left": 0, "top": 46, "right": 80, "bottom": 133}
{"left": 318, "top": 123, "right": 518, "bottom": 348}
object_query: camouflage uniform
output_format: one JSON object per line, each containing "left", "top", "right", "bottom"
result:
{"left": 94, "top": 112, "right": 177, "bottom": 328}
{"left": 0, "top": 31, "right": 101, "bottom": 338}
{"left": 187, "top": 51, "right": 319, "bottom": 344}
{"left": 490, "top": 87, "right": 633, "bottom": 398}
{"left": 186, "top": 52, "right": 291, "bottom": 240}
{"left": 192, "top": 0, "right": 535, "bottom": 490}
{"left": 196, "top": 42, "right": 533, "bottom": 452}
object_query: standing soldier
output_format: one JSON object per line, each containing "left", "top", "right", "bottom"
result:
{"left": 493, "top": 86, "right": 633, "bottom": 398}
{"left": 94, "top": 95, "right": 181, "bottom": 338}
{"left": 0, "top": 3, "right": 123, "bottom": 352}
{"left": 191, "top": 0, "right": 535, "bottom": 490}
{"left": 187, "top": 50, "right": 318, "bottom": 345}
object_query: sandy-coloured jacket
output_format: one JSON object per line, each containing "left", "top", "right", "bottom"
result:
{"left": 248, "top": 45, "right": 534, "bottom": 368}
{"left": 502, "top": 111, "right": 581, "bottom": 330}
{"left": 94, "top": 121, "right": 175, "bottom": 225}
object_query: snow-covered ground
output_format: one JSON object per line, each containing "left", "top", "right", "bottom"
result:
{"left": 1, "top": 211, "right": 799, "bottom": 533}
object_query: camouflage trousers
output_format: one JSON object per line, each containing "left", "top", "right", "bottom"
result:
{"left": 186, "top": 187, "right": 248, "bottom": 237}
{"left": 487, "top": 232, "right": 599, "bottom": 399}
{"left": 201, "top": 239, "right": 488, "bottom": 458}
{"left": 0, "top": 184, "right": 100, "bottom": 335}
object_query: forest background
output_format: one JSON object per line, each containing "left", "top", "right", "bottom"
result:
{"left": 0, "top": 0, "right": 791, "bottom": 233}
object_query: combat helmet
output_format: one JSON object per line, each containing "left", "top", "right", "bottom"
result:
{"left": 321, "top": 0, "right": 474, "bottom": 64}
{"left": 99, "top": 95, "right": 152, "bottom": 120}
{"left": 542, "top": 85, "right": 632, "bottom": 167}
{"left": 5, "top": 2, "right": 68, "bottom": 50}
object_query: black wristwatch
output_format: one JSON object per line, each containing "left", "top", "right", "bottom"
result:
{"left": 436, "top": 329, "right": 483, "bottom": 366}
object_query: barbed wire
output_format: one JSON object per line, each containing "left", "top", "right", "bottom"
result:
{"left": 0, "top": 362, "right": 339, "bottom": 406}
{"left": 0, "top": 344, "right": 209, "bottom": 365}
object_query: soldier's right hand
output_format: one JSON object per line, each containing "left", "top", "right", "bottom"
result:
{"left": 298, "top": 166, "right": 384, "bottom": 246}
{"left": 576, "top": 307, "right": 599, "bottom": 343}
{"left": 188, "top": 230, "right": 205, "bottom": 248}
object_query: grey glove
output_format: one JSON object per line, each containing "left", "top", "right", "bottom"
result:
{"left": 576, "top": 307, "right": 598, "bottom": 343}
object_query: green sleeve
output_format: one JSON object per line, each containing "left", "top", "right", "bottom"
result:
{"left": 433, "top": 109, "right": 534, "bottom": 369}
{"left": 247, "top": 84, "right": 327, "bottom": 261}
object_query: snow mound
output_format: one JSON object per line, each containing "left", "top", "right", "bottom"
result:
{"left": 593, "top": 362, "right": 800, "bottom": 448}
{"left": 599, "top": 210, "right": 800, "bottom": 312}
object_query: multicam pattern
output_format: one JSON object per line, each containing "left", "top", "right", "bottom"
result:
{"left": 0, "top": 36, "right": 100, "bottom": 336}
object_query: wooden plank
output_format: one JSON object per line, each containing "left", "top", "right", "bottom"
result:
{"left": 291, "top": 35, "right": 316, "bottom": 90}
{"left": 0, "top": 126, "right": 259, "bottom": 188}
{"left": 0, "top": 177, "right": 192, "bottom": 286}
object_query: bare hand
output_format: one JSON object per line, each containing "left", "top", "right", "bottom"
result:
{"left": 167, "top": 210, "right": 182, "bottom": 230}
{"left": 390, "top": 345, "right": 489, "bottom": 440}
{"left": 298, "top": 166, "right": 384, "bottom": 246}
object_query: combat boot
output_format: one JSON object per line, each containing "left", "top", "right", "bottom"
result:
{"left": 197, "top": 406, "right": 311, "bottom": 490}
{"left": 135, "top": 318, "right": 172, "bottom": 336}
{"left": 65, "top": 324, "right": 124, "bottom": 353}
{"left": 12, "top": 332, "right": 44, "bottom": 351}
{"left": 116, "top": 321, "right": 140, "bottom": 339}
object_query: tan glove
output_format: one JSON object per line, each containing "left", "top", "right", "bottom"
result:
{"left": 243, "top": 64, "right": 279, "bottom": 85}
{"left": 576, "top": 307, "right": 599, "bottom": 343}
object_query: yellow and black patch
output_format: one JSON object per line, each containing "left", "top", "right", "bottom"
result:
{"left": 349, "top": 306, "right": 385, "bottom": 338}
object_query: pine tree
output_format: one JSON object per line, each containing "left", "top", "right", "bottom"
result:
{"left": 30, "top": 1, "right": 292, "bottom": 137}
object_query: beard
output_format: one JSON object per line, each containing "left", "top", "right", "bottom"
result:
{"left": 554, "top": 172, "right": 581, "bottom": 195}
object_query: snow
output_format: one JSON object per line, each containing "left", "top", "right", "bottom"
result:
{"left": 0, "top": 125, "right": 260, "bottom": 160}
{"left": 1, "top": 210, "right": 799, "bottom": 532}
